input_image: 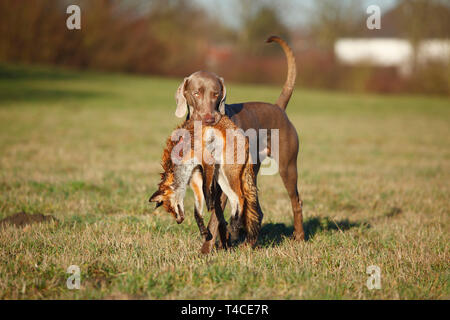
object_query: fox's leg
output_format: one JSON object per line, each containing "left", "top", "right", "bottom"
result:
{"left": 214, "top": 187, "right": 230, "bottom": 249}
{"left": 200, "top": 188, "right": 229, "bottom": 254}
{"left": 229, "top": 188, "right": 244, "bottom": 242}
{"left": 227, "top": 201, "right": 243, "bottom": 243}
{"left": 190, "top": 169, "right": 210, "bottom": 240}
{"left": 228, "top": 211, "right": 243, "bottom": 242}
{"left": 218, "top": 168, "right": 244, "bottom": 243}
{"left": 202, "top": 164, "right": 217, "bottom": 210}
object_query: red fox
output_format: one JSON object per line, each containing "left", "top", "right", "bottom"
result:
{"left": 149, "top": 116, "right": 263, "bottom": 247}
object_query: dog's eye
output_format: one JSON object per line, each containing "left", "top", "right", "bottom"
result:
{"left": 193, "top": 92, "right": 200, "bottom": 97}
{"left": 213, "top": 92, "right": 219, "bottom": 97}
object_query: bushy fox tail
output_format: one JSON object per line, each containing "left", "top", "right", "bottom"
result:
{"left": 242, "top": 157, "right": 262, "bottom": 243}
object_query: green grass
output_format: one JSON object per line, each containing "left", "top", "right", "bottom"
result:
{"left": 0, "top": 63, "right": 448, "bottom": 299}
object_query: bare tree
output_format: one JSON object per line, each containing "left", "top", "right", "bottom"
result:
{"left": 308, "top": 0, "right": 363, "bottom": 50}
{"left": 235, "top": 0, "right": 290, "bottom": 54}
{"left": 397, "top": 0, "right": 450, "bottom": 71}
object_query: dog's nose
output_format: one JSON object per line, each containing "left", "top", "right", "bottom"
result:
{"left": 204, "top": 114, "right": 215, "bottom": 125}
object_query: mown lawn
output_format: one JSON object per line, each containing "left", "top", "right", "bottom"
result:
{"left": 0, "top": 64, "right": 448, "bottom": 299}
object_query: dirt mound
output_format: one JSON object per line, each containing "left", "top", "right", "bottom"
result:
{"left": 0, "top": 212, "right": 58, "bottom": 228}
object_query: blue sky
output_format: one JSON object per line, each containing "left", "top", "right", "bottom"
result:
{"left": 194, "top": 0, "right": 398, "bottom": 29}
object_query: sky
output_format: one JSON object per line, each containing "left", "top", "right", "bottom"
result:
{"left": 194, "top": 0, "right": 398, "bottom": 29}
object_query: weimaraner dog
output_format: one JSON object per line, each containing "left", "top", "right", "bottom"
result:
{"left": 174, "top": 36, "right": 304, "bottom": 253}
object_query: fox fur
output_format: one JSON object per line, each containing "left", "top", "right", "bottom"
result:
{"left": 149, "top": 116, "right": 263, "bottom": 246}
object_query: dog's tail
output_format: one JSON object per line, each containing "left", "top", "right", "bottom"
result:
{"left": 266, "top": 36, "right": 297, "bottom": 110}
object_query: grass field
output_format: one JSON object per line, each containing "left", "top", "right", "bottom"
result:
{"left": 0, "top": 64, "right": 448, "bottom": 299}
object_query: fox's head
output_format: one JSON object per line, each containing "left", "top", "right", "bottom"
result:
{"left": 149, "top": 171, "right": 185, "bottom": 224}
{"left": 149, "top": 129, "right": 194, "bottom": 224}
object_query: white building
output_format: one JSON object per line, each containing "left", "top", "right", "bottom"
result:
{"left": 335, "top": 38, "right": 450, "bottom": 76}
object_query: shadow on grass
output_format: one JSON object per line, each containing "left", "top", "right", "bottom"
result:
{"left": 258, "top": 217, "right": 370, "bottom": 247}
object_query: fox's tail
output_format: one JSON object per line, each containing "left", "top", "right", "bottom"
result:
{"left": 266, "top": 36, "right": 297, "bottom": 110}
{"left": 241, "top": 156, "right": 262, "bottom": 243}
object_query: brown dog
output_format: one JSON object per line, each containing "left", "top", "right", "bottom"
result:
{"left": 174, "top": 36, "right": 304, "bottom": 253}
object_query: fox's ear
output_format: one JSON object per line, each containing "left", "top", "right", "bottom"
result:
{"left": 149, "top": 190, "right": 164, "bottom": 205}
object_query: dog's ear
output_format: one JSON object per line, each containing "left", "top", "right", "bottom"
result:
{"left": 149, "top": 190, "right": 164, "bottom": 207}
{"left": 175, "top": 77, "right": 189, "bottom": 118}
{"left": 218, "top": 77, "right": 227, "bottom": 115}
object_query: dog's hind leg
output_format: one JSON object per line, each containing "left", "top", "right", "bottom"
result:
{"left": 279, "top": 158, "right": 305, "bottom": 241}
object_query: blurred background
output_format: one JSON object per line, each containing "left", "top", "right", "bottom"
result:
{"left": 0, "top": 0, "right": 449, "bottom": 95}
{"left": 0, "top": 1, "right": 449, "bottom": 299}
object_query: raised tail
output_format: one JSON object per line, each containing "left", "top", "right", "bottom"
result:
{"left": 266, "top": 36, "right": 297, "bottom": 110}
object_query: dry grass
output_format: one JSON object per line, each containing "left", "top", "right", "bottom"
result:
{"left": 0, "top": 64, "right": 448, "bottom": 299}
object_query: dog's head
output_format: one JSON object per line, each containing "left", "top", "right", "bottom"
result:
{"left": 175, "top": 71, "right": 226, "bottom": 126}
